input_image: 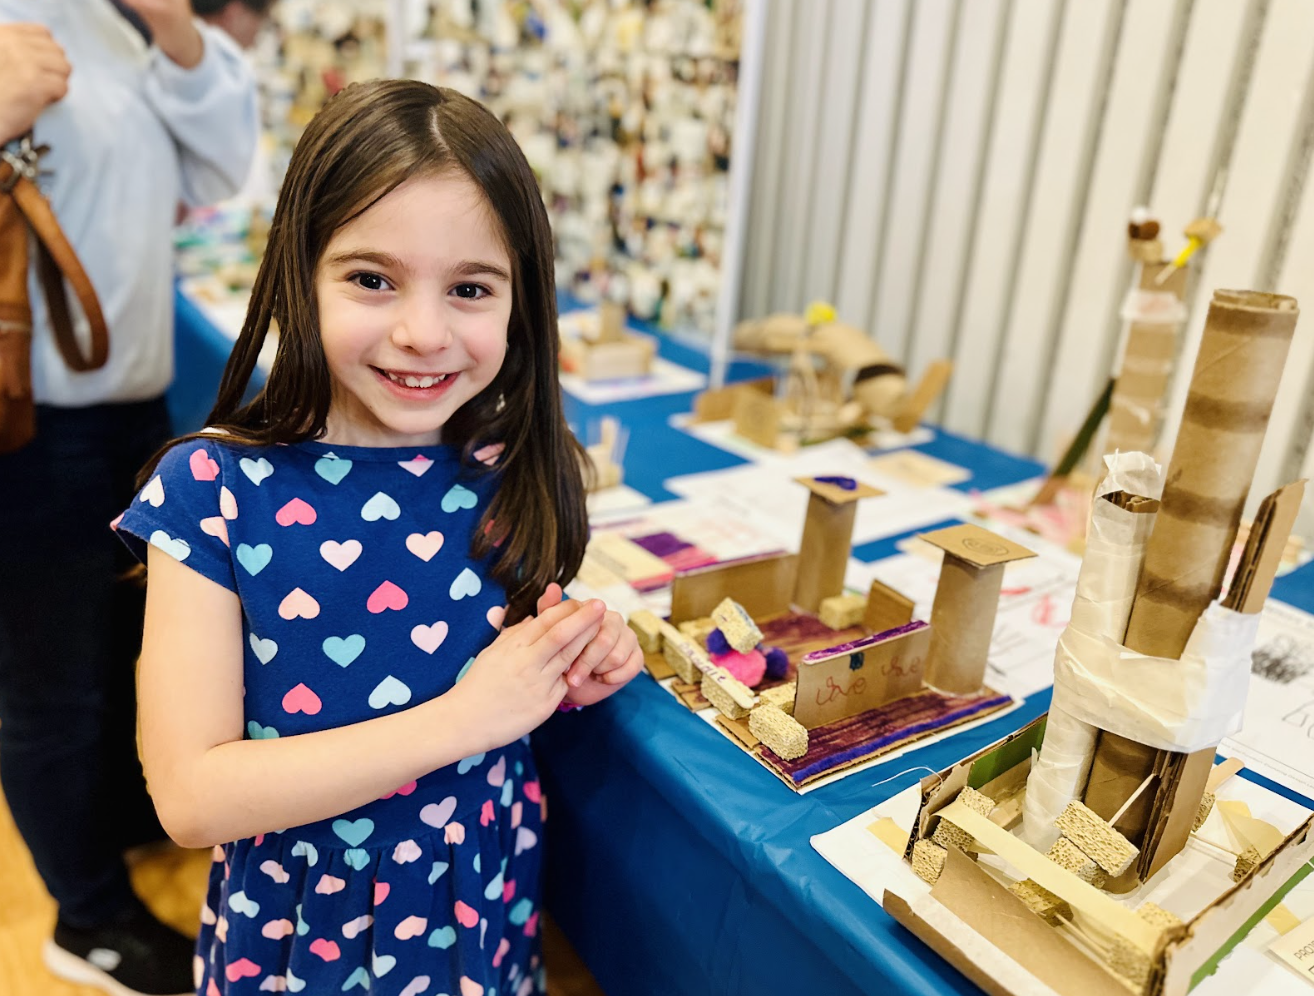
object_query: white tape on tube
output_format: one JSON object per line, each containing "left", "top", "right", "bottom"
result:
{"left": 1022, "top": 452, "right": 1162, "bottom": 847}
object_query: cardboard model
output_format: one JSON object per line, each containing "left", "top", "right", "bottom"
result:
{"left": 559, "top": 301, "right": 656, "bottom": 381}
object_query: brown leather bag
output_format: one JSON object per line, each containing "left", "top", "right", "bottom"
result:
{"left": 0, "top": 134, "right": 110, "bottom": 454}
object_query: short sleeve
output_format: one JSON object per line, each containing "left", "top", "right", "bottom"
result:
{"left": 114, "top": 440, "right": 239, "bottom": 592}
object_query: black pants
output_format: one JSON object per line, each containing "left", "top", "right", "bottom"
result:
{"left": 0, "top": 398, "right": 172, "bottom": 927}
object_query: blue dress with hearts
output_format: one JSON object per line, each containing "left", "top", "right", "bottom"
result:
{"left": 116, "top": 438, "right": 547, "bottom": 996}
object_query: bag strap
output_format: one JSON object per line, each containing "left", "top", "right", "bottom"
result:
{"left": 0, "top": 142, "right": 109, "bottom": 372}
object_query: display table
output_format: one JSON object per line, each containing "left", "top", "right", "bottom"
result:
{"left": 171, "top": 288, "right": 1314, "bottom": 996}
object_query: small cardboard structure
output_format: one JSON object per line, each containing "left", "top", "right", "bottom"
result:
{"left": 559, "top": 301, "right": 656, "bottom": 381}
{"left": 792, "top": 476, "right": 884, "bottom": 613}
{"left": 893, "top": 716, "right": 1314, "bottom": 996}
{"left": 919, "top": 524, "right": 1036, "bottom": 694}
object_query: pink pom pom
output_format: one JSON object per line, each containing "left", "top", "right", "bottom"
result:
{"left": 709, "top": 647, "right": 767, "bottom": 687}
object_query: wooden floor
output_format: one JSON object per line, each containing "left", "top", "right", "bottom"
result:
{"left": 0, "top": 783, "right": 606, "bottom": 996}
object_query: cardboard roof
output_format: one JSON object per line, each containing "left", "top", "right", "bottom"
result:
{"left": 794, "top": 476, "right": 885, "bottom": 505}
{"left": 918, "top": 523, "right": 1036, "bottom": 568}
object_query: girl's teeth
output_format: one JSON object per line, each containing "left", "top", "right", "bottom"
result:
{"left": 387, "top": 372, "right": 448, "bottom": 388}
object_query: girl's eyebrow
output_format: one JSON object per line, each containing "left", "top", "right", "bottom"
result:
{"left": 322, "top": 250, "right": 511, "bottom": 283}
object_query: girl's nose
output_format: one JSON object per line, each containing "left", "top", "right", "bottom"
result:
{"left": 391, "top": 298, "right": 454, "bottom": 353}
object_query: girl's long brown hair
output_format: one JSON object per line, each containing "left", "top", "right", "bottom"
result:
{"left": 145, "top": 80, "right": 588, "bottom": 622}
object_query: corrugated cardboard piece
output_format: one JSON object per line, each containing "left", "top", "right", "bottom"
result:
{"left": 919, "top": 524, "right": 1035, "bottom": 695}
{"left": 793, "top": 622, "right": 930, "bottom": 728}
{"left": 792, "top": 476, "right": 884, "bottom": 613}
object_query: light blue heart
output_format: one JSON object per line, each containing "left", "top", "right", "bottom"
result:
{"left": 456, "top": 657, "right": 474, "bottom": 682}
{"left": 249, "top": 633, "right": 278, "bottom": 664}
{"left": 315, "top": 454, "right": 353, "bottom": 485}
{"left": 473, "top": 854, "right": 481, "bottom": 873}
{"left": 343, "top": 848, "right": 370, "bottom": 871}
{"left": 457, "top": 752, "right": 485, "bottom": 775}
{"left": 239, "top": 456, "right": 274, "bottom": 485}
{"left": 294, "top": 904, "right": 309, "bottom": 937}
{"left": 428, "top": 926, "right": 457, "bottom": 950}
{"left": 449, "top": 568, "right": 482, "bottom": 600}
{"left": 508, "top": 898, "right": 533, "bottom": 926}
{"left": 514, "top": 761, "right": 524, "bottom": 777}
{"left": 149, "top": 530, "right": 191, "bottom": 562}
{"left": 484, "top": 872, "right": 504, "bottom": 902}
{"left": 440, "top": 484, "right": 478, "bottom": 513}
{"left": 332, "top": 817, "right": 374, "bottom": 847}
{"left": 500, "top": 780, "right": 513, "bottom": 808}
{"left": 428, "top": 861, "right": 449, "bottom": 885}
{"left": 361, "top": 491, "right": 400, "bottom": 521}
{"left": 342, "top": 966, "right": 370, "bottom": 990}
{"left": 291, "top": 841, "right": 318, "bottom": 867}
{"left": 247, "top": 720, "right": 279, "bottom": 740}
{"left": 368, "top": 675, "right": 412, "bottom": 710}
{"left": 236, "top": 543, "right": 273, "bottom": 576}
{"left": 228, "top": 891, "right": 260, "bottom": 918}
{"left": 371, "top": 953, "right": 396, "bottom": 978}
{"left": 323, "top": 634, "right": 365, "bottom": 667}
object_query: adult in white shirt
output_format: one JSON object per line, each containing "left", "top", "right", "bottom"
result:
{"left": 0, "top": 3, "right": 255, "bottom": 995}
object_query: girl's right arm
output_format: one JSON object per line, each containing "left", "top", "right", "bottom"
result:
{"left": 138, "top": 548, "right": 605, "bottom": 849}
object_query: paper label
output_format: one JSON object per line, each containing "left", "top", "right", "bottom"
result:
{"left": 1269, "top": 914, "right": 1314, "bottom": 985}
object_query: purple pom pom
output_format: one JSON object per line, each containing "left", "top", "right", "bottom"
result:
{"left": 764, "top": 645, "right": 789, "bottom": 680}
{"left": 706, "top": 628, "right": 731, "bottom": 656}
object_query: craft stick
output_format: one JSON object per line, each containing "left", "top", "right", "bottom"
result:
{"left": 935, "top": 800, "right": 1162, "bottom": 954}
{"left": 1206, "top": 757, "right": 1243, "bottom": 794}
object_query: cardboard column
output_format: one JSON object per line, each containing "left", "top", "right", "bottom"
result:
{"left": 1103, "top": 262, "right": 1187, "bottom": 460}
{"left": 1082, "top": 289, "right": 1299, "bottom": 879}
{"left": 791, "top": 477, "right": 883, "bottom": 613}
{"left": 919, "top": 524, "right": 1036, "bottom": 695}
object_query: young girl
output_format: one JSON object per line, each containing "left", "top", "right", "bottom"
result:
{"left": 114, "top": 79, "right": 643, "bottom": 996}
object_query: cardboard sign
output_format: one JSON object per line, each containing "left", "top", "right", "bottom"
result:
{"left": 1269, "top": 914, "right": 1314, "bottom": 985}
{"left": 793, "top": 622, "right": 931, "bottom": 728}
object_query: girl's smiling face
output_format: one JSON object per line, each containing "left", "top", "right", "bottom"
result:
{"left": 314, "top": 171, "right": 514, "bottom": 448}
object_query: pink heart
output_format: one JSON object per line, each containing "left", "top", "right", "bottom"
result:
{"left": 522, "top": 781, "right": 542, "bottom": 804}
{"left": 215, "top": 916, "right": 228, "bottom": 943}
{"left": 190, "top": 448, "right": 219, "bottom": 481}
{"left": 381, "top": 780, "right": 416, "bottom": 800}
{"left": 276, "top": 497, "right": 317, "bottom": 527}
{"left": 200, "top": 516, "right": 229, "bottom": 546}
{"left": 394, "top": 915, "right": 427, "bottom": 940}
{"left": 282, "top": 683, "right": 322, "bottom": 715}
{"left": 480, "top": 799, "right": 495, "bottom": 826}
{"left": 400, "top": 977, "right": 431, "bottom": 996}
{"left": 453, "top": 900, "right": 479, "bottom": 929}
{"left": 367, "top": 580, "right": 408, "bottom": 614}
{"left": 460, "top": 978, "right": 484, "bottom": 996}
{"left": 405, "top": 531, "right": 444, "bottom": 561}
{"left": 486, "top": 605, "right": 506, "bottom": 630}
{"left": 472, "top": 442, "right": 504, "bottom": 466}
{"left": 486, "top": 756, "right": 506, "bottom": 788}
{"left": 398, "top": 455, "right": 433, "bottom": 477}
{"left": 207, "top": 979, "right": 221, "bottom": 996}
{"left": 373, "top": 881, "right": 390, "bottom": 905}
{"left": 314, "top": 874, "right": 345, "bottom": 895}
{"left": 420, "top": 797, "right": 458, "bottom": 828}
{"left": 523, "top": 912, "right": 539, "bottom": 938}
{"left": 308, "top": 938, "right": 341, "bottom": 961}
{"left": 261, "top": 919, "right": 294, "bottom": 939}
{"left": 219, "top": 486, "right": 238, "bottom": 520}
{"left": 392, "top": 839, "right": 422, "bottom": 864}
{"left": 444, "top": 822, "right": 466, "bottom": 845}
{"left": 492, "top": 937, "right": 511, "bottom": 968}
{"left": 503, "top": 879, "right": 516, "bottom": 903}
{"left": 225, "top": 957, "right": 261, "bottom": 982}
{"left": 259, "top": 860, "right": 289, "bottom": 884}
{"left": 511, "top": 802, "right": 523, "bottom": 829}
{"left": 253, "top": 835, "right": 264, "bottom": 848}
{"left": 410, "top": 621, "right": 449, "bottom": 655}
{"left": 278, "top": 588, "right": 320, "bottom": 621}
{"left": 342, "top": 915, "right": 373, "bottom": 940}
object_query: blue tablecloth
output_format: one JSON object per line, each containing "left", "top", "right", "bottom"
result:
{"left": 172, "top": 288, "right": 1314, "bottom": 996}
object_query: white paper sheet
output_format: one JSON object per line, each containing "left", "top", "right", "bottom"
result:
{"left": 662, "top": 438, "right": 977, "bottom": 547}
{"left": 1221, "top": 599, "right": 1314, "bottom": 799}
